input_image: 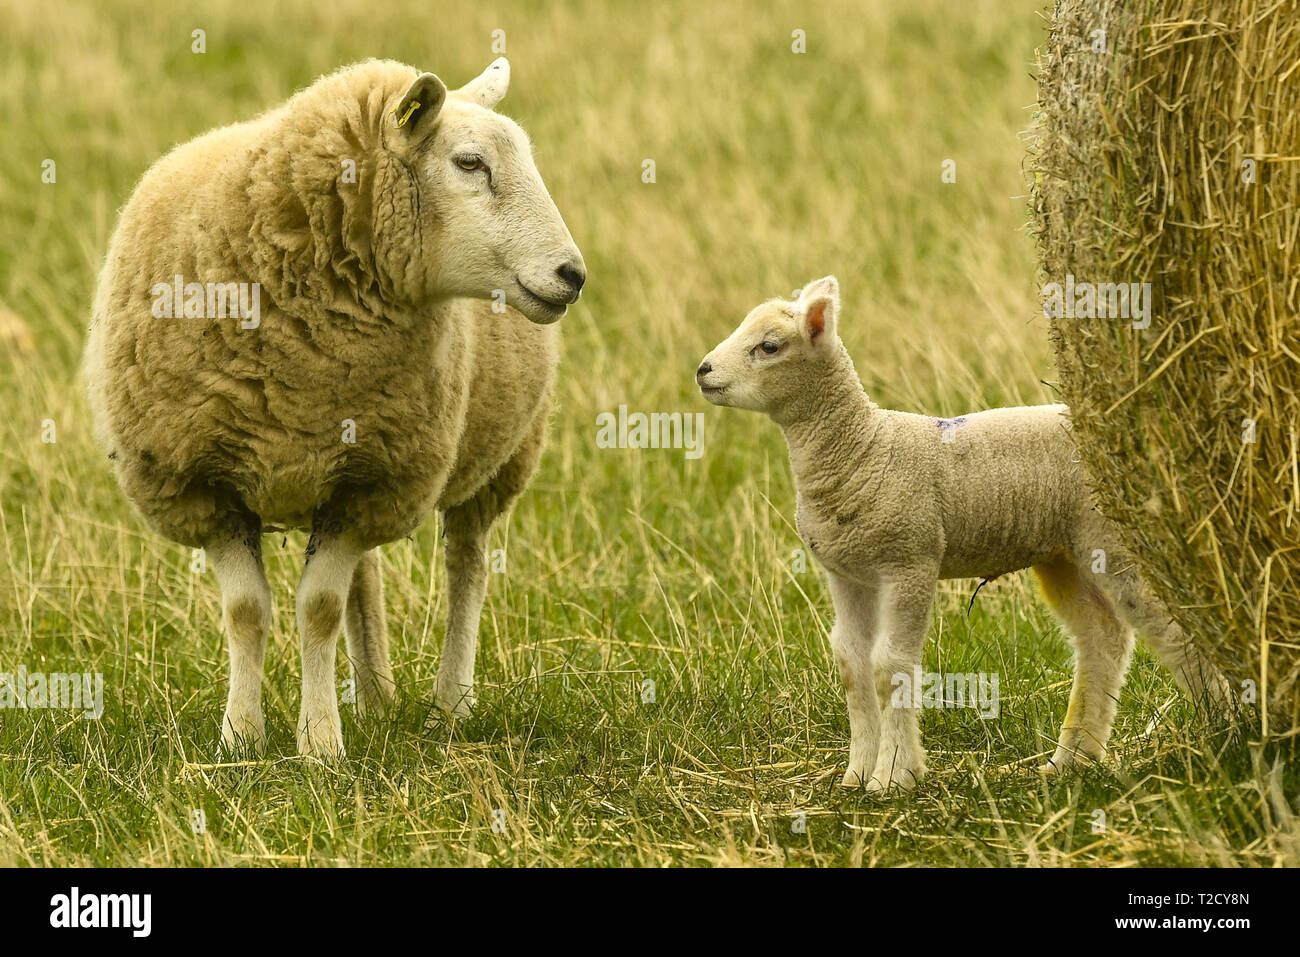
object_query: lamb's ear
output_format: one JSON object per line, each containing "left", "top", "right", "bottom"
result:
{"left": 393, "top": 73, "right": 447, "bottom": 139}
{"left": 797, "top": 276, "right": 840, "bottom": 344}
{"left": 456, "top": 57, "right": 510, "bottom": 109}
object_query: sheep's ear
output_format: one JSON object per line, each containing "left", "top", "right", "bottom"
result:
{"left": 797, "top": 275, "right": 840, "bottom": 344}
{"left": 393, "top": 73, "right": 447, "bottom": 139}
{"left": 456, "top": 57, "right": 510, "bottom": 109}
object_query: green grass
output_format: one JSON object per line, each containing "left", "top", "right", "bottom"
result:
{"left": 0, "top": 0, "right": 1294, "bottom": 866}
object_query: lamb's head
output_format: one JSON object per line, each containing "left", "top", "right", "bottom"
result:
{"left": 696, "top": 276, "right": 841, "bottom": 416}
{"left": 383, "top": 58, "right": 586, "bottom": 323}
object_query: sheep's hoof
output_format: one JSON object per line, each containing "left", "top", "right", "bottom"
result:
{"left": 355, "top": 684, "right": 397, "bottom": 720}
{"left": 220, "top": 713, "right": 267, "bottom": 757}
{"left": 296, "top": 716, "right": 345, "bottom": 761}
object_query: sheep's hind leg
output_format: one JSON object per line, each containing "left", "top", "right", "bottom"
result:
{"left": 206, "top": 521, "right": 272, "bottom": 755}
{"left": 1033, "top": 556, "right": 1134, "bottom": 775}
{"left": 826, "top": 573, "right": 882, "bottom": 788}
{"left": 296, "top": 526, "right": 364, "bottom": 758}
{"left": 344, "top": 549, "right": 395, "bottom": 717}
{"left": 867, "top": 568, "right": 937, "bottom": 793}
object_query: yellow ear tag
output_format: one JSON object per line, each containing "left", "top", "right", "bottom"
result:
{"left": 395, "top": 100, "right": 420, "bottom": 128}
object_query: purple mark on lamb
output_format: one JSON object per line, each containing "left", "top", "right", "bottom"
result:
{"left": 936, "top": 416, "right": 967, "bottom": 444}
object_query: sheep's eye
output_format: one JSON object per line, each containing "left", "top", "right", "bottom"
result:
{"left": 455, "top": 156, "right": 483, "bottom": 172}
{"left": 759, "top": 341, "right": 781, "bottom": 355}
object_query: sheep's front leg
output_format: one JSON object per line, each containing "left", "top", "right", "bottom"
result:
{"left": 345, "top": 549, "right": 395, "bottom": 717}
{"left": 869, "top": 568, "right": 937, "bottom": 793}
{"left": 296, "top": 529, "right": 363, "bottom": 758}
{"left": 207, "top": 524, "right": 272, "bottom": 754}
{"left": 827, "top": 573, "right": 882, "bottom": 788}
{"left": 434, "top": 503, "right": 491, "bottom": 717}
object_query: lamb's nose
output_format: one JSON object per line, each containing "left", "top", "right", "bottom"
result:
{"left": 556, "top": 262, "right": 586, "bottom": 300}
{"left": 696, "top": 361, "right": 712, "bottom": 380}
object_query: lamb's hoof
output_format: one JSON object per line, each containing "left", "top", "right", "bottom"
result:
{"left": 865, "top": 746, "right": 926, "bottom": 793}
{"left": 296, "top": 715, "right": 345, "bottom": 760}
{"left": 434, "top": 681, "right": 476, "bottom": 719}
{"left": 839, "top": 768, "right": 871, "bottom": 789}
{"left": 1039, "top": 749, "right": 1103, "bottom": 777}
{"left": 840, "top": 769, "right": 920, "bottom": 793}
{"left": 866, "top": 770, "right": 922, "bottom": 794}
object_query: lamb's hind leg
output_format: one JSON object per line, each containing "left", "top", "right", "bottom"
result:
{"left": 344, "top": 549, "right": 395, "bottom": 717}
{"left": 296, "top": 526, "right": 364, "bottom": 758}
{"left": 206, "top": 520, "right": 272, "bottom": 754}
{"left": 1103, "top": 562, "right": 1233, "bottom": 717}
{"left": 1033, "top": 556, "right": 1134, "bottom": 774}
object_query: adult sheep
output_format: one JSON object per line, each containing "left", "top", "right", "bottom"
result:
{"left": 84, "top": 58, "right": 586, "bottom": 758}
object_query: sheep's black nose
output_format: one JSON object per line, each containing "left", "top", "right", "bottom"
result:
{"left": 556, "top": 262, "right": 586, "bottom": 299}
{"left": 696, "top": 361, "right": 712, "bottom": 379}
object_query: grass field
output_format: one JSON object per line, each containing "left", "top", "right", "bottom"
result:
{"left": 1, "top": 0, "right": 1294, "bottom": 866}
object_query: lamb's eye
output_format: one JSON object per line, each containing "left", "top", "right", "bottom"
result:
{"left": 759, "top": 341, "right": 780, "bottom": 355}
{"left": 455, "top": 157, "right": 483, "bottom": 172}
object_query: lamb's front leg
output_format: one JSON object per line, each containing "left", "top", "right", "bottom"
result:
{"left": 296, "top": 528, "right": 364, "bottom": 758}
{"left": 827, "top": 573, "right": 882, "bottom": 788}
{"left": 434, "top": 503, "right": 491, "bottom": 717}
{"left": 869, "top": 568, "right": 937, "bottom": 793}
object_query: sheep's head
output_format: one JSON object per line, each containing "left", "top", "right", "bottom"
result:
{"left": 696, "top": 276, "right": 841, "bottom": 416}
{"left": 383, "top": 59, "right": 586, "bottom": 323}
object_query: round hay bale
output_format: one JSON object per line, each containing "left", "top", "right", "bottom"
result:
{"left": 1031, "top": 0, "right": 1300, "bottom": 733}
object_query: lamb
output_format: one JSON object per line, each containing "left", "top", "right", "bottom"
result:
{"left": 696, "top": 276, "right": 1231, "bottom": 791}
{"left": 84, "top": 58, "right": 586, "bottom": 758}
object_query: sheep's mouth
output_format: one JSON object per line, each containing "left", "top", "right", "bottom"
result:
{"left": 515, "top": 280, "right": 569, "bottom": 322}
{"left": 699, "top": 383, "right": 729, "bottom": 402}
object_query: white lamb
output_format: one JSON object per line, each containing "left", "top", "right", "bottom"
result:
{"left": 85, "top": 58, "right": 585, "bottom": 758}
{"left": 697, "top": 276, "right": 1231, "bottom": 790}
